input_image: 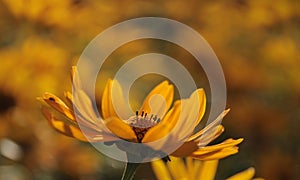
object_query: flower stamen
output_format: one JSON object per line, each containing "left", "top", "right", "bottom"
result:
{"left": 127, "top": 110, "right": 161, "bottom": 142}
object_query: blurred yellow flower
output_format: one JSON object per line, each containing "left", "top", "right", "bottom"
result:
{"left": 262, "top": 36, "right": 297, "bottom": 65}
{"left": 39, "top": 66, "right": 242, "bottom": 161}
{"left": 0, "top": 36, "right": 69, "bottom": 100}
{"left": 152, "top": 156, "right": 264, "bottom": 180}
{"left": 2, "top": 0, "right": 73, "bottom": 27}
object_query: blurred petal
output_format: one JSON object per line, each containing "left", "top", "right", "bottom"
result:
{"left": 188, "top": 157, "right": 203, "bottom": 179}
{"left": 227, "top": 167, "right": 255, "bottom": 180}
{"left": 64, "top": 91, "right": 73, "bottom": 105}
{"left": 140, "top": 81, "right": 174, "bottom": 118}
{"left": 166, "top": 157, "right": 188, "bottom": 179}
{"left": 186, "top": 157, "right": 194, "bottom": 177}
{"left": 71, "top": 66, "right": 82, "bottom": 89}
{"left": 151, "top": 159, "right": 172, "bottom": 180}
{"left": 198, "top": 160, "right": 218, "bottom": 180}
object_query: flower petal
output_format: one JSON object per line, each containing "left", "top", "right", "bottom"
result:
{"left": 196, "top": 125, "right": 224, "bottom": 147}
{"left": 41, "top": 92, "right": 75, "bottom": 121}
{"left": 140, "top": 81, "right": 174, "bottom": 118}
{"left": 171, "top": 141, "right": 199, "bottom": 157}
{"left": 151, "top": 159, "right": 172, "bottom": 180}
{"left": 227, "top": 167, "right": 255, "bottom": 180}
{"left": 166, "top": 156, "right": 188, "bottom": 179}
{"left": 185, "top": 157, "right": 202, "bottom": 179}
{"left": 192, "top": 88, "right": 206, "bottom": 126}
{"left": 187, "top": 138, "right": 243, "bottom": 160}
{"left": 142, "top": 101, "right": 181, "bottom": 143}
{"left": 143, "top": 89, "right": 206, "bottom": 147}
{"left": 41, "top": 106, "right": 88, "bottom": 141}
{"left": 105, "top": 117, "right": 137, "bottom": 142}
{"left": 194, "top": 138, "right": 244, "bottom": 154}
{"left": 101, "top": 79, "right": 129, "bottom": 120}
{"left": 73, "top": 89, "right": 99, "bottom": 123}
{"left": 71, "top": 66, "right": 82, "bottom": 89}
{"left": 63, "top": 91, "right": 107, "bottom": 132}
{"left": 187, "top": 109, "right": 230, "bottom": 142}
{"left": 173, "top": 89, "right": 207, "bottom": 141}
{"left": 64, "top": 91, "right": 73, "bottom": 105}
{"left": 70, "top": 66, "right": 105, "bottom": 125}
{"left": 41, "top": 106, "right": 117, "bottom": 142}
{"left": 191, "top": 146, "right": 239, "bottom": 160}
{"left": 198, "top": 160, "right": 218, "bottom": 180}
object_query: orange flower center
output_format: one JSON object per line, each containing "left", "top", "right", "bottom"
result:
{"left": 127, "top": 111, "right": 160, "bottom": 142}
{"left": 126, "top": 111, "right": 171, "bottom": 162}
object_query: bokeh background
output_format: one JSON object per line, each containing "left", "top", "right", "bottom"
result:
{"left": 0, "top": 0, "right": 299, "bottom": 179}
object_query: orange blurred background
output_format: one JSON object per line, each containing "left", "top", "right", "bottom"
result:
{"left": 0, "top": 0, "right": 299, "bottom": 179}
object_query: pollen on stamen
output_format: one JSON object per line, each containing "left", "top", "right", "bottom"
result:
{"left": 127, "top": 110, "right": 160, "bottom": 128}
{"left": 126, "top": 110, "right": 161, "bottom": 142}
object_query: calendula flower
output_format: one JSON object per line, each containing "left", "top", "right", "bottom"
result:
{"left": 39, "top": 66, "right": 242, "bottom": 162}
{"left": 152, "top": 156, "right": 264, "bottom": 180}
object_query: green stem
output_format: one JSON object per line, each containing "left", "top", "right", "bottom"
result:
{"left": 121, "top": 162, "right": 140, "bottom": 180}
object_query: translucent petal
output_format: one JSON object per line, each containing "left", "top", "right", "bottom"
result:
{"left": 188, "top": 109, "right": 230, "bottom": 142}
{"left": 140, "top": 81, "right": 174, "bottom": 118}
{"left": 101, "top": 79, "right": 129, "bottom": 120}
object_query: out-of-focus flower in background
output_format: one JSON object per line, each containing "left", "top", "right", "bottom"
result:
{"left": 152, "top": 156, "right": 264, "bottom": 180}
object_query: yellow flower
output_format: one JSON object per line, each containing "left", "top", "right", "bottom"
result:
{"left": 2, "top": 0, "right": 73, "bottom": 27}
{"left": 152, "top": 156, "right": 264, "bottom": 180}
{"left": 39, "top": 66, "right": 243, "bottom": 161}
